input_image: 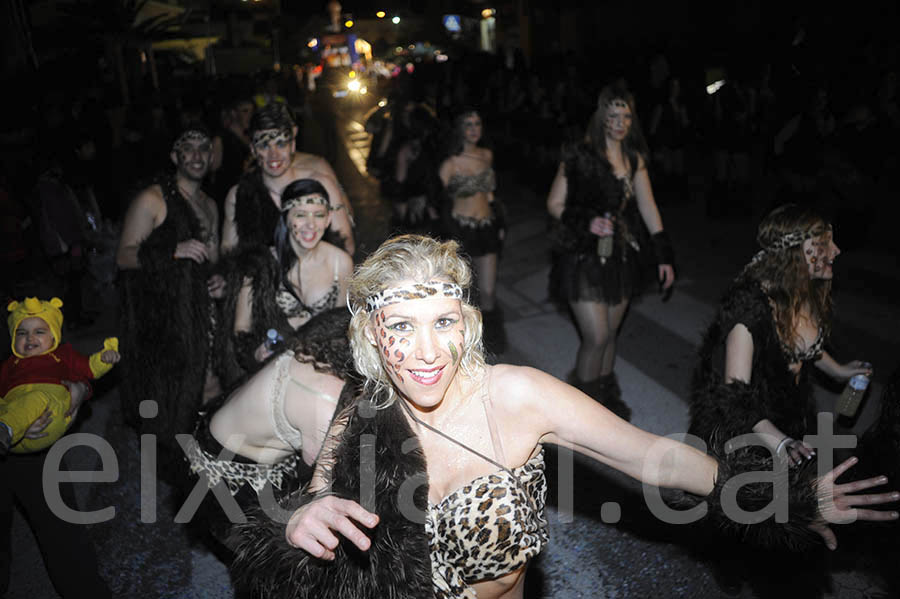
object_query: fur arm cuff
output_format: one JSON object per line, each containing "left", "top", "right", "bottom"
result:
{"left": 234, "top": 331, "right": 265, "bottom": 375}
{"left": 689, "top": 379, "right": 770, "bottom": 448}
{"left": 666, "top": 448, "right": 819, "bottom": 550}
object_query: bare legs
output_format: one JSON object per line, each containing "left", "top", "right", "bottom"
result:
{"left": 569, "top": 299, "right": 629, "bottom": 382}
{"left": 472, "top": 253, "right": 498, "bottom": 311}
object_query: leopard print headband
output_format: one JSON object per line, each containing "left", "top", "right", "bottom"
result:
{"left": 365, "top": 281, "right": 463, "bottom": 312}
{"left": 748, "top": 224, "right": 832, "bottom": 267}
{"left": 173, "top": 129, "right": 210, "bottom": 152}
{"left": 281, "top": 194, "right": 330, "bottom": 212}
{"left": 252, "top": 129, "right": 293, "bottom": 148}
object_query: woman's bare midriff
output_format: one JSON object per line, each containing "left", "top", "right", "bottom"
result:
{"left": 452, "top": 190, "right": 493, "bottom": 221}
{"left": 471, "top": 564, "right": 529, "bottom": 599}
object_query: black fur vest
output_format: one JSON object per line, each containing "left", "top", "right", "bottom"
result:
{"left": 689, "top": 277, "right": 816, "bottom": 447}
{"left": 232, "top": 396, "right": 434, "bottom": 598}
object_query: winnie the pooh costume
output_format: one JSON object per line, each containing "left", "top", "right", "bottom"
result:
{"left": 0, "top": 297, "right": 118, "bottom": 453}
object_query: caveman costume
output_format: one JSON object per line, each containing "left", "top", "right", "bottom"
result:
{"left": 0, "top": 297, "right": 117, "bottom": 453}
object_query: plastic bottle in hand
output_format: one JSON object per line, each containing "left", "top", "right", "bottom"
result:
{"left": 265, "top": 328, "right": 284, "bottom": 352}
{"left": 596, "top": 212, "right": 614, "bottom": 262}
{"left": 836, "top": 366, "right": 871, "bottom": 418}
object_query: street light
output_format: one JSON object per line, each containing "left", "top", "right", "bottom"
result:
{"left": 392, "top": 16, "right": 400, "bottom": 24}
{"left": 376, "top": 11, "right": 385, "bottom": 18}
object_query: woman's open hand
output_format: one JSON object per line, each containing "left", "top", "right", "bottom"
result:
{"left": 810, "top": 456, "right": 899, "bottom": 550}
{"left": 285, "top": 496, "right": 379, "bottom": 560}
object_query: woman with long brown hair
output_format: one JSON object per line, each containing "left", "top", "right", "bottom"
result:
{"left": 689, "top": 203, "right": 874, "bottom": 595}
{"left": 547, "top": 83, "right": 675, "bottom": 419}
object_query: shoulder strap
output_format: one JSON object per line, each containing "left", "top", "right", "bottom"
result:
{"left": 480, "top": 368, "right": 508, "bottom": 465}
{"left": 398, "top": 386, "right": 510, "bottom": 475}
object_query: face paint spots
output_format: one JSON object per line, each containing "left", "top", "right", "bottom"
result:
{"left": 802, "top": 232, "right": 839, "bottom": 279}
{"left": 448, "top": 340, "right": 458, "bottom": 365}
{"left": 375, "top": 309, "right": 405, "bottom": 383}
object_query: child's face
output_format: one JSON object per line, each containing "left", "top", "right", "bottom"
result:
{"left": 14, "top": 317, "right": 55, "bottom": 357}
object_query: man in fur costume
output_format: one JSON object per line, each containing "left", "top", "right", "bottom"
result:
{"left": 116, "top": 125, "right": 223, "bottom": 470}
{"left": 220, "top": 102, "right": 355, "bottom": 257}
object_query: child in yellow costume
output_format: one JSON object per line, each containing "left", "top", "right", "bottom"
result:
{"left": 0, "top": 297, "right": 119, "bottom": 454}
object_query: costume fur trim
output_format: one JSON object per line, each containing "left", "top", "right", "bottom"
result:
{"left": 232, "top": 397, "right": 434, "bottom": 598}
{"left": 666, "top": 442, "right": 819, "bottom": 550}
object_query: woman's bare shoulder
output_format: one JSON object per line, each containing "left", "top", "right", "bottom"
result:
{"left": 320, "top": 240, "right": 353, "bottom": 263}
{"left": 489, "top": 364, "right": 559, "bottom": 401}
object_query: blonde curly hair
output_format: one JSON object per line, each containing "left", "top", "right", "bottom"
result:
{"left": 347, "top": 235, "right": 485, "bottom": 407}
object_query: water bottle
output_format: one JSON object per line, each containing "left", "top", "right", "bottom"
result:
{"left": 596, "top": 212, "right": 614, "bottom": 262}
{"left": 836, "top": 367, "right": 871, "bottom": 418}
{"left": 265, "top": 328, "right": 284, "bottom": 352}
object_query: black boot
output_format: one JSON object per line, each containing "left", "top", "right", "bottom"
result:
{"left": 573, "top": 372, "right": 631, "bottom": 422}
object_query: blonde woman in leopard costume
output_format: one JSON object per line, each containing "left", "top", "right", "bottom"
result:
{"left": 233, "top": 234, "right": 896, "bottom": 599}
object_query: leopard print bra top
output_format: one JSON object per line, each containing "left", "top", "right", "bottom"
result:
{"left": 446, "top": 168, "right": 496, "bottom": 200}
{"left": 415, "top": 370, "right": 548, "bottom": 598}
{"left": 274, "top": 256, "right": 341, "bottom": 321}
{"left": 781, "top": 326, "right": 825, "bottom": 364}
{"left": 426, "top": 451, "right": 548, "bottom": 598}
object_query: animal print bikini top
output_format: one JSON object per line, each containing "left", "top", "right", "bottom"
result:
{"left": 781, "top": 327, "right": 825, "bottom": 364}
{"left": 274, "top": 257, "right": 341, "bottom": 321}
{"left": 446, "top": 168, "right": 496, "bottom": 200}
{"left": 412, "top": 372, "right": 549, "bottom": 598}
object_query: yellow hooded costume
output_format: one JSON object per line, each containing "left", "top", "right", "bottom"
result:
{"left": 0, "top": 297, "right": 117, "bottom": 453}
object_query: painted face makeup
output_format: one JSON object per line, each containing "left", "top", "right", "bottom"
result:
{"left": 14, "top": 317, "right": 55, "bottom": 357}
{"left": 802, "top": 229, "right": 839, "bottom": 279}
{"left": 252, "top": 129, "right": 294, "bottom": 177}
{"left": 604, "top": 99, "right": 632, "bottom": 141}
{"left": 285, "top": 194, "right": 330, "bottom": 250}
{"left": 172, "top": 131, "right": 212, "bottom": 181}
{"left": 371, "top": 295, "right": 466, "bottom": 409}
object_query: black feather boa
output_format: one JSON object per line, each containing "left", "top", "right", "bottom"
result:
{"left": 231, "top": 397, "right": 434, "bottom": 598}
